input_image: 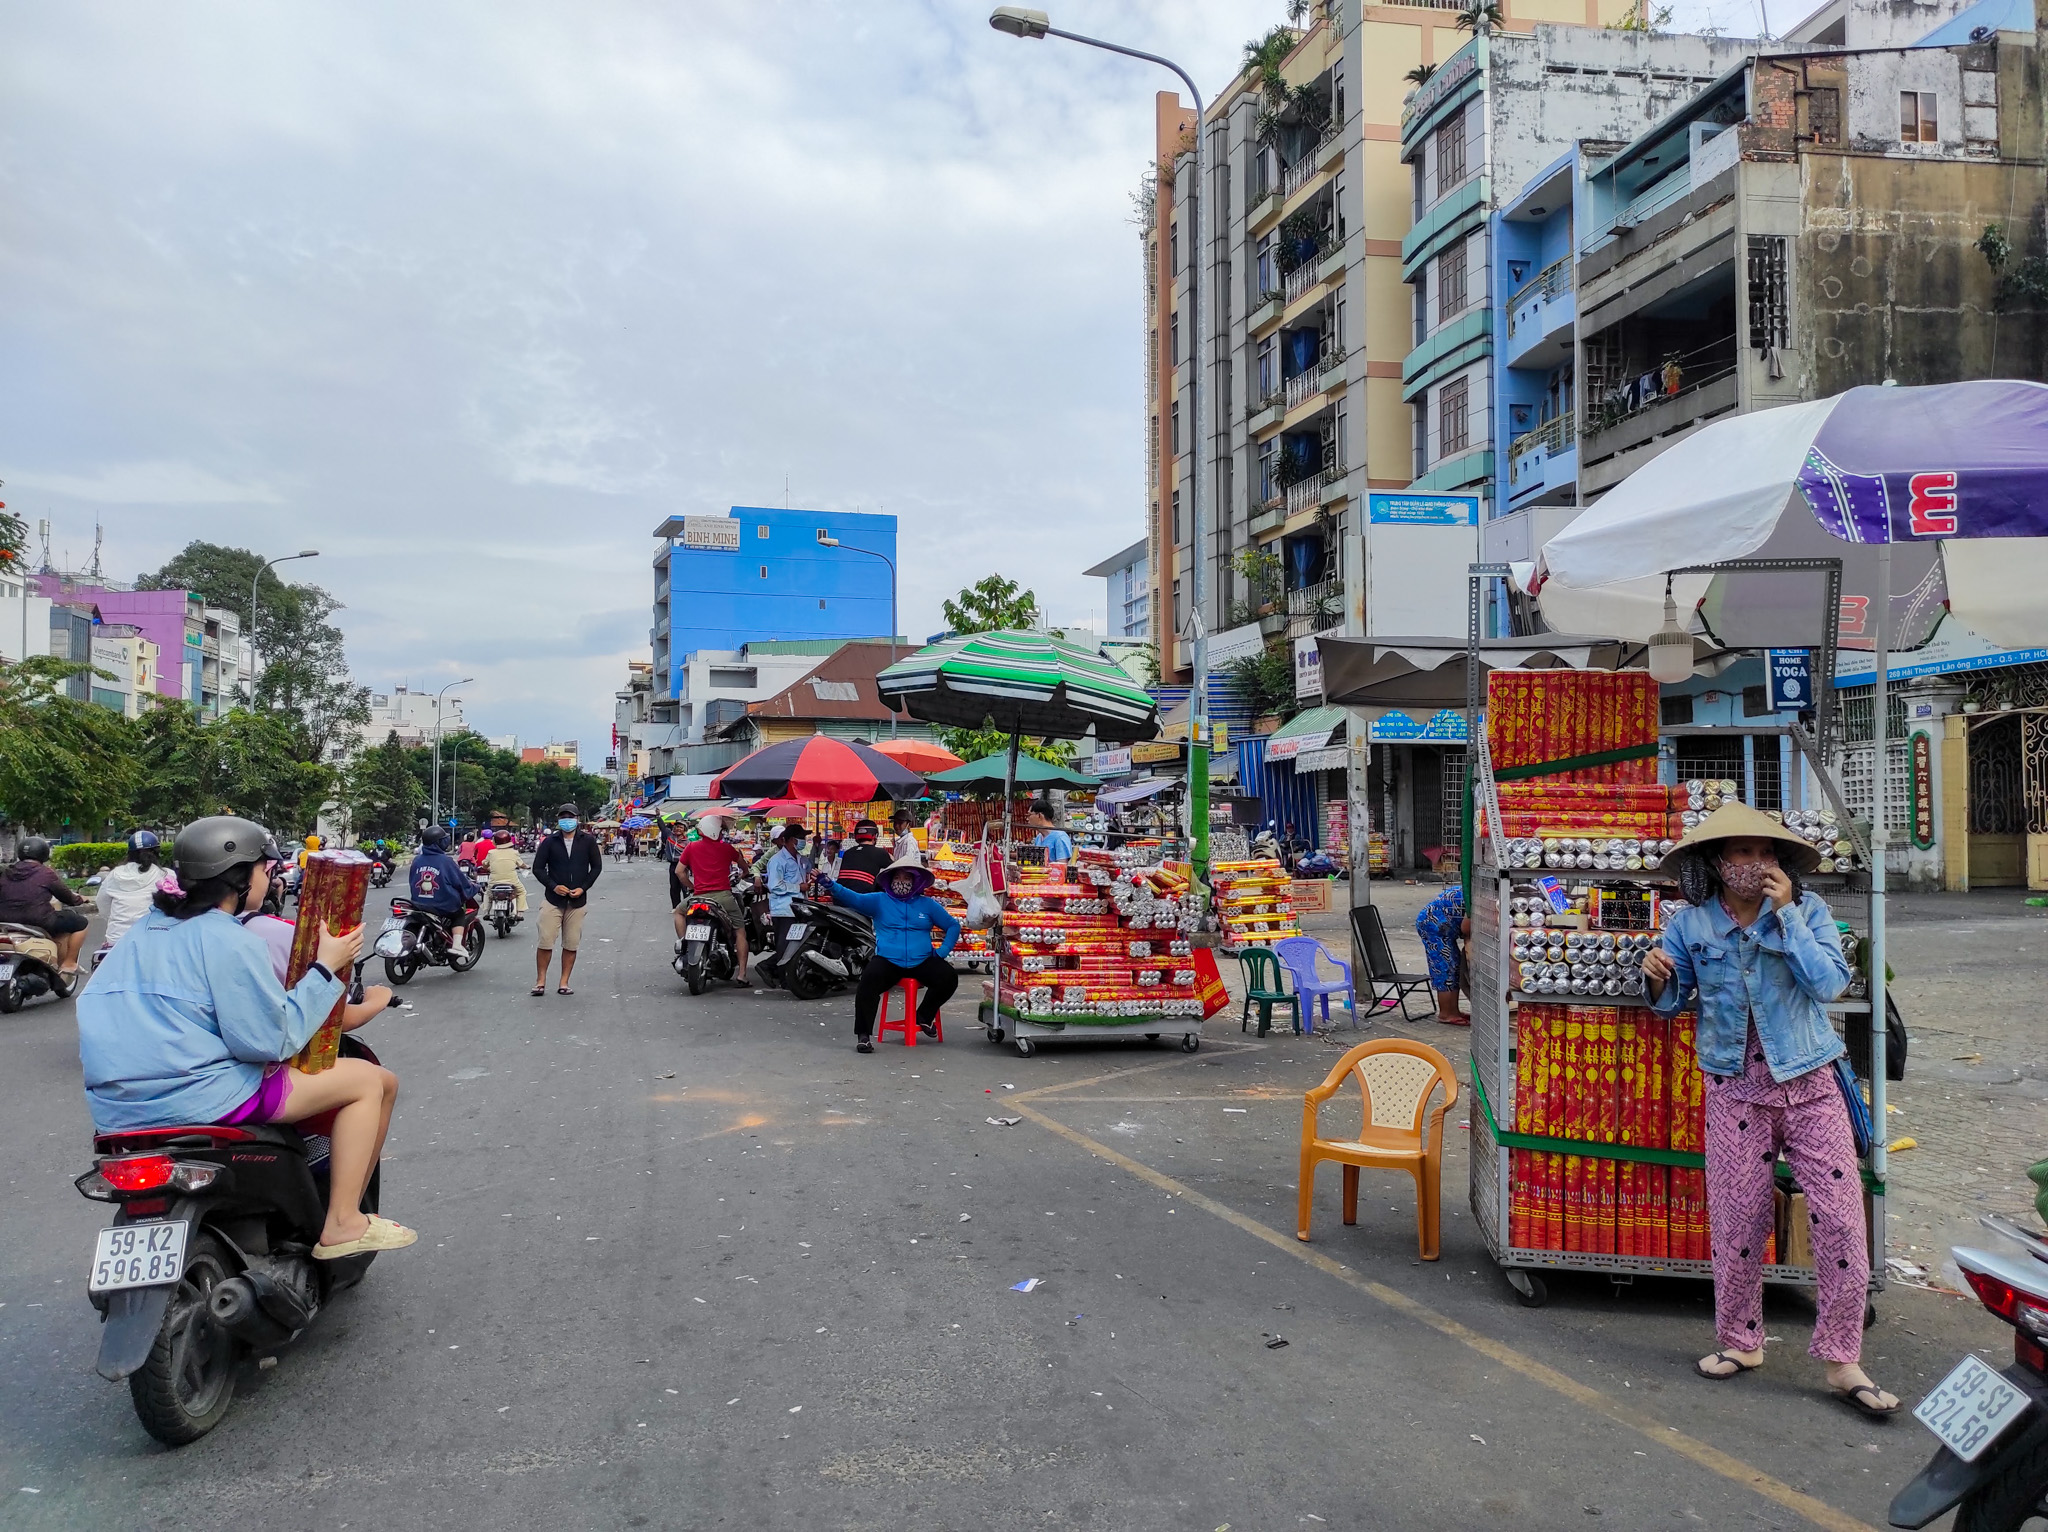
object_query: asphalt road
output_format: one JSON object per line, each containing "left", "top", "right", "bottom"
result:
{"left": 0, "top": 860, "right": 2021, "bottom": 1530}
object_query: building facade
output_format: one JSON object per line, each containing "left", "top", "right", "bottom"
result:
{"left": 29, "top": 579, "right": 204, "bottom": 705}
{"left": 1083, "top": 539, "right": 1150, "bottom": 639}
{"left": 350, "top": 685, "right": 467, "bottom": 752}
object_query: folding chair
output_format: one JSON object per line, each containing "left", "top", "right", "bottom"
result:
{"left": 1350, "top": 904, "right": 1431, "bottom": 1022}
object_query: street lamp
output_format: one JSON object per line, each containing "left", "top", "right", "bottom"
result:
{"left": 988, "top": 6, "right": 1213, "bottom": 878}
{"left": 816, "top": 531, "right": 899, "bottom": 738}
{"left": 430, "top": 678, "right": 472, "bottom": 827}
{"left": 247, "top": 550, "right": 318, "bottom": 701}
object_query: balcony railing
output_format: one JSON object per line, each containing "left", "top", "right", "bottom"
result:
{"left": 1280, "top": 125, "right": 1340, "bottom": 197}
{"left": 1283, "top": 459, "right": 1344, "bottom": 516}
{"left": 1507, "top": 413, "right": 1576, "bottom": 485}
{"left": 1317, "top": 344, "right": 1348, "bottom": 381}
{"left": 1506, "top": 258, "right": 1572, "bottom": 336}
{"left": 1585, "top": 341, "right": 1738, "bottom": 438}
{"left": 1284, "top": 370, "right": 1321, "bottom": 410}
{"left": 1285, "top": 576, "right": 1347, "bottom": 637}
{"left": 1284, "top": 260, "right": 1324, "bottom": 303}
{"left": 1247, "top": 386, "right": 1286, "bottom": 423}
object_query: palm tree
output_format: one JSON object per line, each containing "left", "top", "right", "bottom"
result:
{"left": 1404, "top": 63, "right": 1438, "bottom": 85}
{"left": 1455, "top": 0, "right": 1504, "bottom": 33}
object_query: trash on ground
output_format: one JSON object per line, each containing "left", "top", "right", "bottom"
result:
{"left": 1011, "top": 1278, "right": 1041, "bottom": 1292}
{"left": 958, "top": 1213, "right": 972, "bottom": 1222}
{"left": 1889, "top": 1136, "right": 1918, "bottom": 1152}
{"left": 986, "top": 1116, "right": 1021, "bottom": 1127}
{"left": 1953, "top": 1053, "right": 1982, "bottom": 1062}
{"left": 659, "top": 1072, "right": 676, "bottom": 1079}
{"left": 1265, "top": 1337, "right": 1289, "bottom": 1349}
{"left": 1470, "top": 1434, "right": 1486, "bottom": 1445}
{"left": 1223, "top": 1107, "right": 1247, "bottom": 1113}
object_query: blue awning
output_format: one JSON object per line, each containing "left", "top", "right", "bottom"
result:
{"left": 1097, "top": 776, "right": 1179, "bottom": 807}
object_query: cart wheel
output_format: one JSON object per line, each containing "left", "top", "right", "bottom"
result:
{"left": 1505, "top": 1268, "right": 1548, "bottom": 1308}
{"left": 1146, "top": 1033, "right": 1161, "bottom": 1044}
{"left": 1180, "top": 1033, "right": 1200, "bottom": 1053}
{"left": 1015, "top": 1038, "right": 1036, "bottom": 1058}
{"left": 1864, "top": 1301, "right": 1878, "bottom": 1330}
{"left": 985, "top": 1027, "right": 1006, "bottom": 1045}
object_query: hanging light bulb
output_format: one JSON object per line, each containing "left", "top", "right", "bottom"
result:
{"left": 1647, "top": 578, "right": 1694, "bottom": 685}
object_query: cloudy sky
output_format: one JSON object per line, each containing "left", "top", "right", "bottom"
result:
{"left": 3, "top": 0, "right": 1755, "bottom": 757}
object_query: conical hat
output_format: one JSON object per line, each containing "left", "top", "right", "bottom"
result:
{"left": 879, "top": 848, "right": 934, "bottom": 895}
{"left": 1670, "top": 801, "right": 1821, "bottom": 875}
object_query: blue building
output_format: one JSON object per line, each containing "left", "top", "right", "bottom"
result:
{"left": 651, "top": 508, "right": 896, "bottom": 699}
{"left": 1083, "top": 538, "right": 1149, "bottom": 640}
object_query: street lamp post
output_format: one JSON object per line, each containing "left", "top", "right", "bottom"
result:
{"left": 989, "top": 6, "right": 1212, "bottom": 880}
{"left": 430, "top": 678, "right": 472, "bottom": 827}
{"left": 815, "top": 532, "right": 899, "bottom": 738}
{"left": 247, "top": 550, "right": 319, "bottom": 702}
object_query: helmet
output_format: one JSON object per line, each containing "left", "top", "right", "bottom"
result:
{"left": 852, "top": 819, "right": 879, "bottom": 845}
{"left": 127, "top": 829, "right": 162, "bottom": 857}
{"left": 172, "top": 816, "right": 281, "bottom": 884}
{"left": 17, "top": 836, "right": 51, "bottom": 863}
{"left": 304, "top": 835, "right": 321, "bottom": 850}
{"left": 422, "top": 825, "right": 450, "bottom": 850}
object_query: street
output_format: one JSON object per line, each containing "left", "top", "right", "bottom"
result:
{"left": 1, "top": 862, "right": 2036, "bottom": 1530}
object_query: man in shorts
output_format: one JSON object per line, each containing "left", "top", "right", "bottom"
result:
{"left": 676, "top": 811, "right": 753, "bottom": 983}
{"left": 532, "top": 802, "right": 602, "bottom": 996}
{"left": 0, "top": 837, "right": 91, "bottom": 975}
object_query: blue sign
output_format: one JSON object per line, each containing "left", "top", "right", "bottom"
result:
{"left": 1766, "top": 649, "right": 1811, "bottom": 712}
{"left": 1368, "top": 492, "right": 1479, "bottom": 527}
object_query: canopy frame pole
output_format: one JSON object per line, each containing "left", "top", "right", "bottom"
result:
{"left": 1462, "top": 564, "right": 1514, "bottom": 908}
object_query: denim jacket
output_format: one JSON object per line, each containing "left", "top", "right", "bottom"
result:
{"left": 1649, "top": 890, "right": 1851, "bottom": 1082}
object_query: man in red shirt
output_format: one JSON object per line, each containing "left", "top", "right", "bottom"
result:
{"left": 676, "top": 812, "right": 754, "bottom": 983}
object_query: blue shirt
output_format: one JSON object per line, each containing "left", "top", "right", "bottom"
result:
{"left": 1034, "top": 828, "right": 1074, "bottom": 862}
{"left": 821, "top": 878, "right": 960, "bottom": 967}
{"left": 77, "top": 909, "right": 346, "bottom": 1131}
{"left": 1650, "top": 891, "right": 1852, "bottom": 1082}
{"left": 765, "top": 849, "right": 807, "bottom": 918}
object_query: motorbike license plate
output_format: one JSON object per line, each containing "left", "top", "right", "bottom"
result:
{"left": 685, "top": 924, "right": 712, "bottom": 941}
{"left": 87, "top": 1220, "right": 190, "bottom": 1294}
{"left": 785, "top": 924, "right": 808, "bottom": 941}
{"left": 1914, "top": 1353, "right": 2031, "bottom": 1463}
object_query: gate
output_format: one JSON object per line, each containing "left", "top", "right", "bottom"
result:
{"left": 1965, "top": 713, "right": 2024, "bottom": 885}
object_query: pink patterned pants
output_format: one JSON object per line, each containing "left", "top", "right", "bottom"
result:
{"left": 1704, "top": 1078, "right": 1869, "bottom": 1363}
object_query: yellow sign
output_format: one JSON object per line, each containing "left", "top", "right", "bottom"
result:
{"left": 1213, "top": 721, "right": 1229, "bottom": 752}
{"left": 1131, "top": 741, "right": 1183, "bottom": 764}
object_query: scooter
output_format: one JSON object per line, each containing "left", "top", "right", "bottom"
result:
{"left": 1889, "top": 1213, "right": 2048, "bottom": 1529}
{"left": 0, "top": 922, "right": 80, "bottom": 1012}
{"left": 74, "top": 1024, "right": 391, "bottom": 1445}
{"left": 673, "top": 895, "right": 746, "bottom": 996}
{"left": 368, "top": 857, "right": 393, "bottom": 890}
{"left": 485, "top": 882, "right": 522, "bottom": 939}
{"left": 372, "top": 896, "right": 484, "bottom": 985}
{"left": 772, "top": 894, "right": 876, "bottom": 1002}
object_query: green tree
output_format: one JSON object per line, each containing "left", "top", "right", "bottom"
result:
{"left": 345, "top": 730, "right": 425, "bottom": 839}
{"left": 938, "top": 727, "right": 1073, "bottom": 769}
{"left": 127, "top": 699, "right": 329, "bottom": 834}
{"left": 0, "top": 657, "right": 141, "bottom": 836}
{"left": 1223, "top": 642, "right": 1301, "bottom": 723}
{"left": 942, "top": 575, "right": 1041, "bottom": 636}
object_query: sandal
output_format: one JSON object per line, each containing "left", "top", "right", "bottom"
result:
{"left": 313, "top": 1215, "right": 419, "bottom": 1260}
{"left": 1835, "top": 1382, "right": 1901, "bottom": 1420}
{"left": 557, "top": 986, "right": 573, "bottom": 995}
{"left": 530, "top": 985, "right": 547, "bottom": 997}
{"left": 856, "top": 1041, "right": 874, "bottom": 1054}
{"left": 1695, "top": 1350, "right": 1764, "bottom": 1380}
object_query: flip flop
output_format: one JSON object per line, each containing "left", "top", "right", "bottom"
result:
{"left": 313, "top": 1215, "right": 419, "bottom": 1260}
{"left": 557, "top": 986, "right": 573, "bottom": 995}
{"left": 1835, "top": 1382, "right": 1901, "bottom": 1419}
{"left": 530, "top": 985, "right": 547, "bottom": 997}
{"left": 1695, "top": 1350, "right": 1764, "bottom": 1380}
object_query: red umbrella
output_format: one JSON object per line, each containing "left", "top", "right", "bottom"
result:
{"left": 733, "top": 798, "right": 809, "bottom": 819}
{"left": 871, "top": 738, "right": 965, "bottom": 774}
{"left": 712, "top": 736, "right": 928, "bottom": 803}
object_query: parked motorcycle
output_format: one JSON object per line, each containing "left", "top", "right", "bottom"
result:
{"left": 1889, "top": 1213, "right": 2048, "bottom": 1530}
{"left": 372, "top": 896, "right": 484, "bottom": 985}
{"left": 74, "top": 1028, "right": 390, "bottom": 1445}
{"left": 0, "top": 922, "right": 80, "bottom": 1012}
{"left": 484, "top": 882, "right": 522, "bottom": 939}
{"left": 771, "top": 894, "right": 876, "bottom": 1002}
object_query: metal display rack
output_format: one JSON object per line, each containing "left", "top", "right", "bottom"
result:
{"left": 1461, "top": 562, "right": 1889, "bottom": 1309}
{"left": 978, "top": 998, "right": 1201, "bottom": 1058}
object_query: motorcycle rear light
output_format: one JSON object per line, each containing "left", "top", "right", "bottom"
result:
{"left": 2018, "top": 1332, "right": 2048, "bottom": 1374}
{"left": 1963, "top": 1267, "right": 2048, "bottom": 1337}
{"left": 97, "top": 1154, "right": 176, "bottom": 1192}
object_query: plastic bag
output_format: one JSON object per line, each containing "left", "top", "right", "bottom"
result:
{"left": 963, "top": 840, "right": 1004, "bottom": 929}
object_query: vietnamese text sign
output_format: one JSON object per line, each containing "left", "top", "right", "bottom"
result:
{"left": 1910, "top": 731, "right": 1935, "bottom": 850}
{"left": 1368, "top": 492, "right": 1479, "bottom": 527}
{"left": 1089, "top": 747, "right": 1132, "bottom": 777}
{"left": 1131, "top": 741, "right": 1182, "bottom": 765}
{"left": 1294, "top": 636, "right": 1324, "bottom": 699}
{"left": 679, "top": 516, "right": 742, "bottom": 551}
{"left": 1766, "top": 649, "right": 1811, "bottom": 712}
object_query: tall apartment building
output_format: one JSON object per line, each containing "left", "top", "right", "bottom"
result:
{"left": 1142, "top": 0, "right": 1635, "bottom": 681}
{"left": 347, "top": 684, "right": 467, "bottom": 753}
{"left": 1083, "top": 538, "right": 1150, "bottom": 639}
{"left": 30, "top": 577, "right": 204, "bottom": 705}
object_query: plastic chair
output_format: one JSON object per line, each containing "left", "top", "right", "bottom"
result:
{"left": 1235, "top": 947, "right": 1300, "bottom": 1037}
{"left": 878, "top": 980, "right": 942, "bottom": 1047}
{"left": 1350, "top": 904, "right": 1431, "bottom": 1022}
{"left": 1274, "top": 936, "right": 1355, "bottom": 1033}
{"left": 1297, "top": 1037, "right": 1459, "bottom": 1260}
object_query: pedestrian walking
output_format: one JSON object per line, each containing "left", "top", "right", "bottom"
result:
{"left": 818, "top": 851, "right": 960, "bottom": 1053}
{"left": 1643, "top": 802, "right": 1898, "bottom": 1419}
{"left": 531, "top": 802, "right": 602, "bottom": 997}
{"left": 1415, "top": 883, "right": 1468, "bottom": 1024}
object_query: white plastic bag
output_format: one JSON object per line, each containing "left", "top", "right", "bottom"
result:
{"left": 962, "top": 841, "right": 1003, "bottom": 929}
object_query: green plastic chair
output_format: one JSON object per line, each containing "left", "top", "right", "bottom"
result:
{"left": 1236, "top": 946, "right": 1301, "bottom": 1037}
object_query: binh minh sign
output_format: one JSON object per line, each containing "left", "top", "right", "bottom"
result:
{"left": 678, "top": 516, "right": 742, "bottom": 552}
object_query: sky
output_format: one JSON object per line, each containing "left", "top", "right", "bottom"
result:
{"left": 2, "top": 0, "right": 1754, "bottom": 758}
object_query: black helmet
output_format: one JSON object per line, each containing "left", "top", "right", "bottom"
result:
{"left": 422, "top": 825, "right": 450, "bottom": 850}
{"left": 18, "top": 836, "right": 51, "bottom": 863}
{"left": 171, "top": 816, "right": 280, "bottom": 884}
{"left": 126, "top": 829, "right": 162, "bottom": 859}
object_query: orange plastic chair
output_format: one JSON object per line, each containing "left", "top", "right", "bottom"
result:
{"left": 877, "top": 980, "right": 942, "bottom": 1047}
{"left": 1296, "top": 1037, "right": 1459, "bottom": 1260}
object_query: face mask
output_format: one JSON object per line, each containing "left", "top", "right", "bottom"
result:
{"left": 889, "top": 875, "right": 917, "bottom": 899}
{"left": 558, "top": 818, "right": 578, "bottom": 832}
{"left": 1716, "top": 855, "right": 1776, "bottom": 900}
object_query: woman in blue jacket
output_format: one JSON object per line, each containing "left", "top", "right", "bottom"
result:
{"left": 820, "top": 850, "right": 960, "bottom": 1053}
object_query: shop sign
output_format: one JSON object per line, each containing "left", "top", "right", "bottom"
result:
{"left": 1293, "top": 745, "right": 1350, "bottom": 772}
{"left": 1089, "top": 747, "right": 1132, "bottom": 777}
{"left": 1909, "top": 731, "right": 1935, "bottom": 849}
{"left": 1367, "top": 492, "right": 1479, "bottom": 527}
{"left": 1207, "top": 623, "right": 1267, "bottom": 665}
{"left": 1834, "top": 615, "right": 2048, "bottom": 684}
{"left": 1294, "top": 635, "right": 1324, "bottom": 699}
{"left": 1367, "top": 708, "right": 1469, "bottom": 743}
{"left": 1401, "top": 46, "right": 1478, "bottom": 129}
{"left": 1131, "top": 741, "right": 1182, "bottom": 764}
{"left": 678, "top": 516, "right": 741, "bottom": 551}
{"left": 1765, "top": 649, "right": 1811, "bottom": 712}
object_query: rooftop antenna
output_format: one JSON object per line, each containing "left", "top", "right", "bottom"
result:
{"left": 36, "top": 519, "right": 52, "bottom": 574}
{"left": 87, "top": 522, "right": 103, "bottom": 580}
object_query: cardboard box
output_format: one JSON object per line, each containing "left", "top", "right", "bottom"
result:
{"left": 1289, "top": 879, "right": 1331, "bottom": 913}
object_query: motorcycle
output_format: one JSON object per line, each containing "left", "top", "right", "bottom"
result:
{"left": 1889, "top": 1213, "right": 2048, "bottom": 1530}
{"left": 372, "top": 896, "right": 484, "bottom": 985}
{"left": 74, "top": 1026, "right": 390, "bottom": 1445}
{"left": 368, "top": 857, "right": 393, "bottom": 890}
{"left": 673, "top": 893, "right": 747, "bottom": 996}
{"left": 771, "top": 894, "right": 876, "bottom": 1002}
{"left": 485, "top": 881, "right": 522, "bottom": 939}
{"left": 0, "top": 922, "right": 79, "bottom": 1012}
{"left": 278, "top": 864, "right": 303, "bottom": 908}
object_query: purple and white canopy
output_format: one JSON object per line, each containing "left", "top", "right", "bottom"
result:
{"left": 1529, "top": 380, "right": 2048, "bottom": 653}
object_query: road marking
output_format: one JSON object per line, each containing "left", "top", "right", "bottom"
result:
{"left": 1013, "top": 1094, "right": 1880, "bottom": 1532}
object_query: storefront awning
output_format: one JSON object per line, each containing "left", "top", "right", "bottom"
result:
{"left": 1316, "top": 635, "right": 1641, "bottom": 710}
{"left": 1097, "top": 776, "right": 1179, "bottom": 806}
{"left": 1262, "top": 705, "right": 1348, "bottom": 761}
{"left": 1291, "top": 745, "right": 1351, "bottom": 772}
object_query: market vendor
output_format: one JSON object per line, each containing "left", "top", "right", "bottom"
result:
{"left": 1414, "top": 884, "right": 1469, "bottom": 1025}
{"left": 818, "top": 851, "right": 960, "bottom": 1054}
{"left": 1027, "top": 800, "right": 1073, "bottom": 864}
{"left": 1641, "top": 802, "right": 1896, "bottom": 1420}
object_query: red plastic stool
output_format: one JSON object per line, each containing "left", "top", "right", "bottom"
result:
{"left": 877, "top": 980, "right": 943, "bottom": 1046}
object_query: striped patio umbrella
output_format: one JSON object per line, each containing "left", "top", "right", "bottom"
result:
{"left": 875, "top": 630, "right": 1160, "bottom": 742}
{"left": 711, "top": 736, "right": 928, "bottom": 804}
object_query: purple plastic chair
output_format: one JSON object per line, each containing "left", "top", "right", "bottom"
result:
{"left": 1275, "top": 936, "right": 1355, "bottom": 1034}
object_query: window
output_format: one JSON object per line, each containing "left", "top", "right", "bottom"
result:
{"left": 1171, "top": 310, "right": 1181, "bottom": 364}
{"left": 1332, "top": 172, "right": 1347, "bottom": 243}
{"left": 1660, "top": 694, "right": 1695, "bottom": 727}
{"left": 1333, "top": 60, "right": 1346, "bottom": 125}
{"left": 1170, "top": 220, "right": 1179, "bottom": 272}
{"left": 757, "top": 525, "right": 770, "bottom": 539}
{"left": 1439, "top": 376, "right": 1470, "bottom": 456}
{"left": 1255, "top": 233, "right": 1276, "bottom": 298}
{"left": 1747, "top": 235, "right": 1788, "bottom": 353}
{"left": 1742, "top": 684, "right": 1772, "bottom": 717}
{"left": 1413, "top": 403, "right": 1428, "bottom": 478}
{"left": 1172, "top": 579, "right": 1185, "bottom": 634}
{"left": 1258, "top": 439, "right": 1278, "bottom": 503}
{"left": 1333, "top": 401, "right": 1348, "bottom": 472}
{"left": 819, "top": 599, "right": 827, "bottom": 610}
{"left": 1900, "top": 90, "right": 1936, "bottom": 143}
{"left": 759, "top": 565, "right": 768, "bottom": 578}
{"left": 1333, "top": 287, "right": 1347, "bottom": 352}
{"left": 1172, "top": 489, "right": 1184, "bottom": 545}
{"left": 708, "top": 667, "right": 758, "bottom": 689}
{"left": 1808, "top": 87, "right": 1841, "bottom": 146}
{"left": 1412, "top": 266, "right": 1429, "bottom": 346}
{"left": 1171, "top": 401, "right": 1181, "bottom": 454}
{"left": 1256, "top": 336, "right": 1277, "bottom": 400}
{"left": 1437, "top": 237, "right": 1468, "bottom": 320}
{"left": 1433, "top": 108, "right": 1466, "bottom": 197}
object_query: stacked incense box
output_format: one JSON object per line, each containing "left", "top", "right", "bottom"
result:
{"left": 999, "top": 850, "right": 1200, "bottom": 1016}
{"left": 1504, "top": 1005, "right": 1759, "bottom": 1263}
{"left": 926, "top": 844, "right": 995, "bottom": 962}
{"left": 1211, "top": 858, "right": 1302, "bottom": 947}
{"left": 1487, "top": 670, "right": 1659, "bottom": 784}
{"left": 284, "top": 848, "right": 373, "bottom": 1074}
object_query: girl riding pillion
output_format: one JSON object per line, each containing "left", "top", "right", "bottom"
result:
{"left": 819, "top": 850, "right": 960, "bottom": 1053}
{"left": 76, "top": 816, "right": 417, "bottom": 1261}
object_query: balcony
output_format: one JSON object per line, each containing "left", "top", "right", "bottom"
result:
{"left": 1580, "top": 364, "right": 1740, "bottom": 493}
{"left": 1248, "top": 497, "right": 1287, "bottom": 538}
{"left": 1284, "top": 260, "right": 1325, "bottom": 304}
{"left": 1285, "top": 577, "right": 1346, "bottom": 639}
{"left": 1504, "top": 258, "right": 1575, "bottom": 371}
{"left": 1283, "top": 454, "right": 1346, "bottom": 517}
{"left": 1281, "top": 124, "right": 1341, "bottom": 199}
{"left": 1248, "top": 288, "right": 1285, "bottom": 335}
{"left": 1247, "top": 389, "right": 1286, "bottom": 436}
{"left": 1284, "top": 369, "right": 1323, "bottom": 411}
{"left": 1247, "top": 185, "right": 1285, "bottom": 234}
{"left": 1506, "top": 413, "right": 1578, "bottom": 507}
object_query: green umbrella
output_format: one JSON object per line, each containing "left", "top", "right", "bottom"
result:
{"left": 876, "top": 629, "right": 1159, "bottom": 742}
{"left": 926, "top": 754, "right": 1101, "bottom": 790}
